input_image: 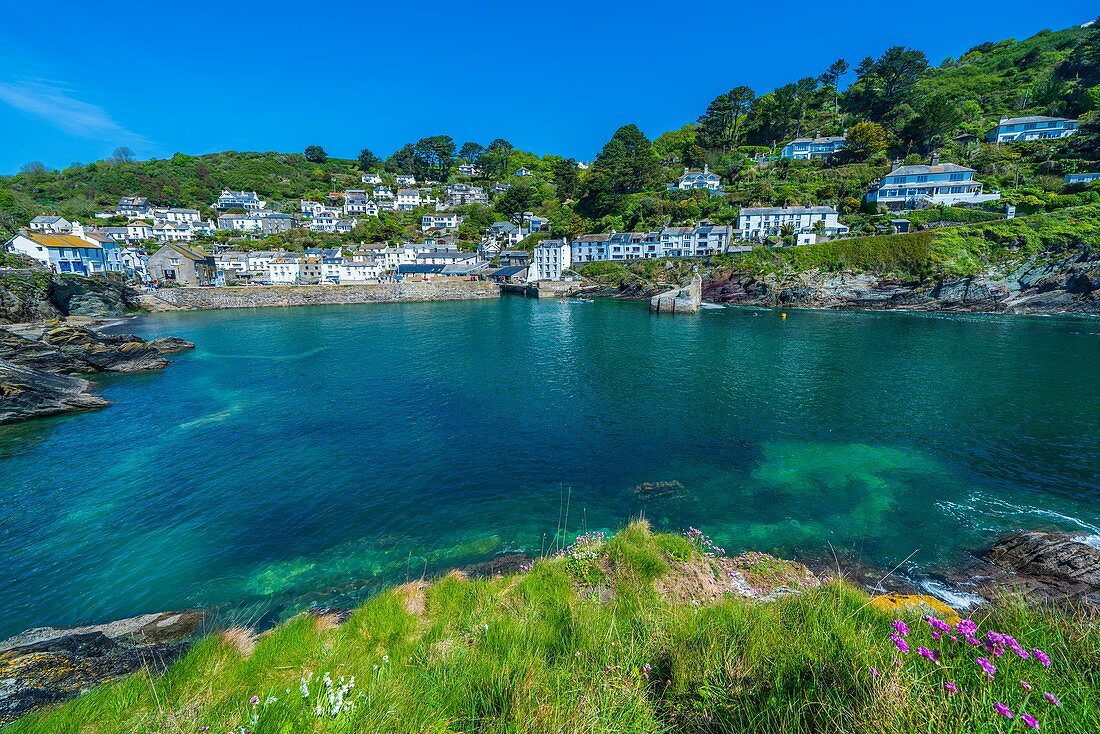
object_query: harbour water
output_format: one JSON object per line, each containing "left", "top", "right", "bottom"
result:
{"left": 2, "top": 298, "right": 1099, "bottom": 638}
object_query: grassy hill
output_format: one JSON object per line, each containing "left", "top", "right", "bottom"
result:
{"left": 8, "top": 522, "right": 1096, "bottom": 733}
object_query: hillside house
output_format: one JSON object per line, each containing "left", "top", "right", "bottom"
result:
{"left": 421, "top": 213, "right": 463, "bottom": 231}
{"left": 669, "top": 165, "right": 722, "bottom": 192}
{"left": 361, "top": 172, "right": 383, "bottom": 185}
{"left": 214, "top": 190, "right": 266, "bottom": 210}
{"left": 532, "top": 239, "right": 571, "bottom": 280}
{"left": 865, "top": 163, "right": 1000, "bottom": 210}
{"left": 987, "top": 116, "right": 1078, "bottom": 143}
{"left": 780, "top": 135, "right": 847, "bottom": 160}
{"left": 118, "top": 196, "right": 153, "bottom": 218}
{"left": 737, "top": 206, "right": 848, "bottom": 241}
{"left": 29, "top": 216, "right": 72, "bottom": 233}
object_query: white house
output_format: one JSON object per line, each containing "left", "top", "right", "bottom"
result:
{"left": 457, "top": 163, "right": 482, "bottom": 177}
{"left": 987, "top": 116, "right": 1079, "bottom": 143}
{"left": 337, "top": 259, "right": 385, "bottom": 283}
{"left": 514, "top": 167, "right": 533, "bottom": 177}
{"left": 246, "top": 251, "right": 277, "bottom": 275}
{"left": 373, "top": 185, "right": 394, "bottom": 200}
{"left": 865, "top": 163, "right": 1000, "bottom": 210}
{"left": 395, "top": 174, "right": 416, "bottom": 186}
{"left": 659, "top": 223, "right": 733, "bottom": 256}
{"left": 152, "top": 222, "right": 198, "bottom": 242}
{"left": 396, "top": 188, "right": 421, "bottom": 211}
{"left": 669, "top": 165, "right": 722, "bottom": 192}
{"left": 266, "top": 254, "right": 302, "bottom": 284}
{"left": 416, "top": 247, "right": 476, "bottom": 266}
{"left": 737, "top": 205, "right": 849, "bottom": 241}
{"left": 571, "top": 234, "right": 611, "bottom": 264}
{"left": 308, "top": 215, "right": 357, "bottom": 233}
{"left": 127, "top": 221, "right": 154, "bottom": 240}
{"left": 29, "top": 216, "right": 72, "bottom": 233}
{"left": 344, "top": 190, "right": 378, "bottom": 216}
{"left": 119, "top": 247, "right": 148, "bottom": 277}
{"left": 421, "top": 213, "right": 463, "bottom": 231}
{"left": 361, "top": 172, "right": 383, "bottom": 185}
{"left": 217, "top": 213, "right": 297, "bottom": 234}
{"left": 5, "top": 231, "right": 108, "bottom": 275}
{"left": 532, "top": 239, "right": 571, "bottom": 280}
{"left": 215, "top": 190, "right": 266, "bottom": 210}
{"left": 445, "top": 184, "right": 489, "bottom": 207}
{"left": 158, "top": 208, "right": 201, "bottom": 225}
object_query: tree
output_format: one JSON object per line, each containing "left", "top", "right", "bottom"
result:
{"left": 697, "top": 86, "right": 755, "bottom": 151}
{"left": 481, "top": 138, "right": 513, "bottom": 179}
{"left": 412, "top": 135, "right": 456, "bottom": 181}
{"left": 846, "top": 47, "right": 929, "bottom": 127}
{"left": 304, "top": 145, "right": 328, "bottom": 163}
{"left": 111, "top": 146, "right": 135, "bottom": 164}
{"left": 901, "top": 94, "right": 964, "bottom": 154}
{"left": 458, "top": 142, "right": 486, "bottom": 163}
{"left": 385, "top": 143, "right": 416, "bottom": 174}
{"left": 495, "top": 184, "right": 541, "bottom": 216}
{"left": 550, "top": 158, "right": 580, "bottom": 200}
{"left": 819, "top": 58, "right": 850, "bottom": 119}
{"left": 357, "top": 148, "right": 382, "bottom": 171}
{"left": 19, "top": 161, "right": 47, "bottom": 175}
{"left": 579, "top": 124, "right": 659, "bottom": 217}
{"left": 844, "top": 121, "right": 889, "bottom": 161}
{"left": 681, "top": 143, "right": 707, "bottom": 168}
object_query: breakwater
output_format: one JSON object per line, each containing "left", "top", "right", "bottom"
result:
{"left": 147, "top": 280, "right": 499, "bottom": 310}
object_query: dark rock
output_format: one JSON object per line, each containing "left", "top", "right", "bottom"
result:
{"left": 0, "top": 329, "right": 87, "bottom": 374}
{"left": 632, "top": 480, "right": 686, "bottom": 500}
{"left": 42, "top": 326, "right": 169, "bottom": 372}
{"left": 983, "top": 531, "right": 1100, "bottom": 604}
{"left": 47, "top": 276, "right": 139, "bottom": 319}
{"left": 149, "top": 336, "right": 195, "bottom": 354}
{"left": 461, "top": 553, "right": 534, "bottom": 579}
{"left": 0, "top": 611, "right": 204, "bottom": 724}
{"left": 0, "top": 360, "right": 109, "bottom": 424}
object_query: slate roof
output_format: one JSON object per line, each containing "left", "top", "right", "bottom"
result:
{"left": 739, "top": 205, "right": 838, "bottom": 216}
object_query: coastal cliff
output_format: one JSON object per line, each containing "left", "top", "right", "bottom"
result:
{"left": 4, "top": 523, "right": 1098, "bottom": 731}
{"left": 0, "top": 271, "right": 139, "bottom": 324}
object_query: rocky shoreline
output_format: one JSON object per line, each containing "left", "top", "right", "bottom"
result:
{"left": 0, "top": 325, "right": 194, "bottom": 424}
{"left": 2, "top": 529, "right": 1096, "bottom": 725}
{"left": 701, "top": 250, "right": 1100, "bottom": 314}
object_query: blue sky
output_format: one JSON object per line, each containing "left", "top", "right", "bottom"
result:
{"left": 0, "top": 2, "right": 1095, "bottom": 173}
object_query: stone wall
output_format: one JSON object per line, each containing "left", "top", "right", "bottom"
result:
{"left": 650, "top": 275, "right": 702, "bottom": 314}
{"left": 147, "top": 280, "right": 500, "bottom": 310}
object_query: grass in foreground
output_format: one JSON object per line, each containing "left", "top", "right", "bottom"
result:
{"left": 10, "top": 522, "right": 1099, "bottom": 733}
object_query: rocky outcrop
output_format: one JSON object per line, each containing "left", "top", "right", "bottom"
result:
{"left": 702, "top": 249, "right": 1100, "bottom": 314}
{"left": 650, "top": 275, "right": 702, "bottom": 314}
{"left": 0, "top": 611, "right": 204, "bottom": 725}
{"left": 0, "top": 326, "right": 195, "bottom": 424}
{"left": 983, "top": 532, "right": 1100, "bottom": 605}
{"left": 0, "top": 271, "right": 139, "bottom": 325}
{"left": 0, "top": 361, "right": 109, "bottom": 423}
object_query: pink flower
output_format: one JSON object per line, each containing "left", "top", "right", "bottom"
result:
{"left": 943, "top": 681, "right": 957, "bottom": 694}
{"left": 890, "top": 633, "right": 910, "bottom": 654}
{"left": 976, "top": 657, "right": 997, "bottom": 679}
{"left": 955, "top": 619, "right": 978, "bottom": 636}
{"left": 892, "top": 619, "right": 910, "bottom": 636}
{"left": 925, "top": 615, "right": 951, "bottom": 633}
{"left": 1032, "top": 649, "right": 1051, "bottom": 667}
{"left": 917, "top": 646, "right": 939, "bottom": 663}
{"left": 994, "top": 702, "right": 1013, "bottom": 719}
{"left": 1022, "top": 713, "right": 1040, "bottom": 730}
{"left": 1020, "top": 680, "right": 1033, "bottom": 692}
{"left": 1043, "top": 692, "right": 1060, "bottom": 707}
{"left": 870, "top": 667, "right": 879, "bottom": 678}
{"left": 249, "top": 695, "right": 259, "bottom": 705}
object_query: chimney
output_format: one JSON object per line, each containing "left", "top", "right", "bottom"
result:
{"left": 703, "top": 164, "right": 709, "bottom": 174}
{"left": 684, "top": 167, "right": 689, "bottom": 176}
{"left": 930, "top": 153, "right": 940, "bottom": 166}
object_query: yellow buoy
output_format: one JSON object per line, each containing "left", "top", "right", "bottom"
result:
{"left": 780, "top": 312, "right": 787, "bottom": 320}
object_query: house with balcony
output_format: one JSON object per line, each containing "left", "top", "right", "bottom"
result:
{"left": 609, "top": 231, "right": 661, "bottom": 260}
{"left": 457, "top": 163, "right": 482, "bottom": 177}
{"left": 987, "top": 116, "right": 1078, "bottom": 143}
{"left": 445, "top": 184, "right": 488, "bottom": 207}
{"left": 361, "top": 172, "right": 383, "bottom": 185}
{"left": 395, "top": 174, "right": 416, "bottom": 186}
{"left": 669, "top": 165, "right": 722, "bottom": 192}
{"left": 217, "top": 213, "right": 296, "bottom": 234}
{"left": 571, "top": 234, "right": 611, "bottom": 264}
{"left": 737, "top": 206, "right": 849, "bottom": 241}
{"left": 780, "top": 135, "right": 847, "bottom": 160}
{"left": 1065, "top": 172, "right": 1100, "bottom": 185}
{"left": 865, "top": 163, "right": 1000, "bottom": 210}
{"left": 157, "top": 208, "right": 201, "bottom": 225}
{"left": 421, "top": 213, "right": 463, "bottom": 231}
{"left": 396, "top": 189, "right": 421, "bottom": 211}
{"left": 532, "top": 239, "right": 571, "bottom": 280}
{"left": 214, "top": 190, "right": 266, "bottom": 211}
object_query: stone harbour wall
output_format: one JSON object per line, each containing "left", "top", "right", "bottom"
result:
{"left": 148, "top": 280, "right": 500, "bottom": 310}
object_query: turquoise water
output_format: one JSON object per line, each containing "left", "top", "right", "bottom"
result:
{"left": 2, "top": 299, "right": 1100, "bottom": 638}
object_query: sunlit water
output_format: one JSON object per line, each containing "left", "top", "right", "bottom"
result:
{"left": 2, "top": 298, "right": 1099, "bottom": 638}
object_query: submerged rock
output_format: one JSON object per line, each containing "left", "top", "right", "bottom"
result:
{"left": 632, "top": 480, "right": 686, "bottom": 500}
{"left": 0, "top": 611, "right": 204, "bottom": 724}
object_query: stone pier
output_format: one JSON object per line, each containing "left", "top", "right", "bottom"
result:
{"left": 649, "top": 275, "right": 702, "bottom": 314}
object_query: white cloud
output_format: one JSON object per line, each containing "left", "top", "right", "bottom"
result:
{"left": 0, "top": 79, "right": 148, "bottom": 147}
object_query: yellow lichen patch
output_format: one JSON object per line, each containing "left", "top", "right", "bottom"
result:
{"left": 869, "top": 593, "right": 960, "bottom": 625}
